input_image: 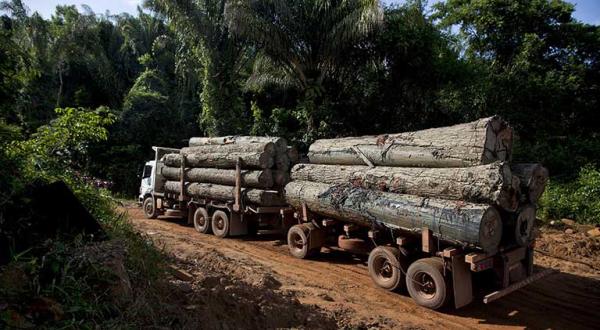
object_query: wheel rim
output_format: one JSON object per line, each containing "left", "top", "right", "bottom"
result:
{"left": 144, "top": 201, "right": 153, "bottom": 215}
{"left": 215, "top": 217, "right": 225, "bottom": 231}
{"left": 373, "top": 255, "right": 394, "bottom": 283}
{"left": 414, "top": 271, "right": 437, "bottom": 300}
{"left": 290, "top": 231, "right": 305, "bottom": 252}
{"left": 196, "top": 215, "right": 206, "bottom": 228}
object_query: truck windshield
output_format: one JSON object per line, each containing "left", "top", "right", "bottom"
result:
{"left": 142, "top": 165, "right": 152, "bottom": 179}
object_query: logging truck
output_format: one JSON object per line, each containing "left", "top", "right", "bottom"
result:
{"left": 139, "top": 147, "right": 295, "bottom": 238}
{"left": 138, "top": 146, "right": 552, "bottom": 310}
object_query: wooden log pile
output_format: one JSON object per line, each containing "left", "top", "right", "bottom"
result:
{"left": 287, "top": 116, "right": 548, "bottom": 253}
{"left": 159, "top": 136, "right": 293, "bottom": 206}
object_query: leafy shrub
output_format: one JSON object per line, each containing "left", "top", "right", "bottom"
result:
{"left": 539, "top": 165, "right": 600, "bottom": 224}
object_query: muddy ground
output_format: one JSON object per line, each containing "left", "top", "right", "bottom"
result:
{"left": 125, "top": 206, "right": 600, "bottom": 329}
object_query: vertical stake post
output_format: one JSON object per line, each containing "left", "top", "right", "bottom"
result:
{"left": 233, "top": 157, "right": 242, "bottom": 212}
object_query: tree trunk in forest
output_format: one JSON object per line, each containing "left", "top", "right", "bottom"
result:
{"left": 164, "top": 181, "right": 285, "bottom": 206}
{"left": 510, "top": 163, "right": 549, "bottom": 204}
{"left": 308, "top": 116, "right": 513, "bottom": 167}
{"left": 290, "top": 162, "right": 520, "bottom": 211}
{"left": 285, "top": 181, "right": 502, "bottom": 253}
{"left": 181, "top": 142, "right": 276, "bottom": 155}
{"left": 188, "top": 136, "right": 287, "bottom": 153}
{"left": 162, "top": 152, "right": 274, "bottom": 169}
{"left": 161, "top": 166, "right": 273, "bottom": 188}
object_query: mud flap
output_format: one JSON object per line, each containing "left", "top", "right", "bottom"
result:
{"left": 452, "top": 255, "right": 473, "bottom": 309}
{"left": 305, "top": 223, "right": 326, "bottom": 250}
{"left": 228, "top": 212, "right": 249, "bottom": 236}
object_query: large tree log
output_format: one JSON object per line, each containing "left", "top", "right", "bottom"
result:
{"left": 308, "top": 116, "right": 513, "bottom": 167}
{"left": 181, "top": 142, "right": 276, "bottom": 155}
{"left": 164, "top": 181, "right": 285, "bottom": 206}
{"left": 161, "top": 166, "right": 273, "bottom": 188}
{"left": 290, "top": 162, "right": 520, "bottom": 211}
{"left": 285, "top": 181, "right": 503, "bottom": 253}
{"left": 189, "top": 136, "right": 287, "bottom": 153}
{"left": 510, "top": 163, "right": 549, "bottom": 204}
{"left": 162, "top": 152, "right": 274, "bottom": 169}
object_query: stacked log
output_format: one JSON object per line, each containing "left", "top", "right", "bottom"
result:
{"left": 159, "top": 136, "right": 293, "bottom": 206}
{"left": 286, "top": 116, "right": 548, "bottom": 253}
{"left": 307, "top": 116, "right": 513, "bottom": 167}
{"left": 285, "top": 181, "right": 503, "bottom": 253}
{"left": 165, "top": 182, "right": 285, "bottom": 206}
{"left": 290, "top": 162, "right": 520, "bottom": 211}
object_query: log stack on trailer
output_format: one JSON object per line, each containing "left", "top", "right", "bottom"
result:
{"left": 156, "top": 136, "right": 294, "bottom": 237}
{"left": 283, "top": 116, "right": 549, "bottom": 309}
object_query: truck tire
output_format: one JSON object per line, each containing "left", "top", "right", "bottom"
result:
{"left": 143, "top": 197, "right": 158, "bottom": 219}
{"left": 405, "top": 257, "right": 451, "bottom": 310}
{"left": 368, "top": 246, "right": 405, "bottom": 291}
{"left": 193, "top": 207, "right": 211, "bottom": 234}
{"left": 287, "top": 224, "right": 319, "bottom": 259}
{"left": 211, "top": 210, "right": 230, "bottom": 238}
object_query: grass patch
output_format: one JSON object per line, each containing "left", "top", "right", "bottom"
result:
{"left": 539, "top": 165, "right": 600, "bottom": 225}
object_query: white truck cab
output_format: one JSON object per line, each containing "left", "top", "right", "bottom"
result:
{"left": 138, "top": 160, "right": 155, "bottom": 205}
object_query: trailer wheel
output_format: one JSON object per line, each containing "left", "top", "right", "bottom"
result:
{"left": 405, "top": 258, "right": 451, "bottom": 310}
{"left": 193, "top": 207, "right": 211, "bottom": 234}
{"left": 368, "top": 246, "right": 405, "bottom": 291}
{"left": 211, "top": 210, "right": 230, "bottom": 238}
{"left": 287, "top": 224, "right": 319, "bottom": 259}
{"left": 143, "top": 197, "right": 158, "bottom": 219}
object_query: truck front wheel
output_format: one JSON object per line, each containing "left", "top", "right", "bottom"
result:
{"left": 143, "top": 197, "right": 158, "bottom": 219}
{"left": 211, "top": 210, "right": 230, "bottom": 238}
{"left": 405, "top": 257, "right": 451, "bottom": 310}
{"left": 193, "top": 207, "right": 211, "bottom": 234}
{"left": 368, "top": 246, "right": 405, "bottom": 291}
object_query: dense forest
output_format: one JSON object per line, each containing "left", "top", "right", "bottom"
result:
{"left": 1, "top": 0, "right": 599, "bottom": 221}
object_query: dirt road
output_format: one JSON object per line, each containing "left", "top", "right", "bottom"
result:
{"left": 126, "top": 206, "right": 600, "bottom": 329}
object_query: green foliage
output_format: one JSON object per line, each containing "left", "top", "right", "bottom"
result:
{"left": 6, "top": 107, "right": 115, "bottom": 181}
{"left": 540, "top": 165, "right": 600, "bottom": 224}
{"left": 227, "top": 0, "right": 382, "bottom": 140}
{"left": 146, "top": 0, "right": 249, "bottom": 136}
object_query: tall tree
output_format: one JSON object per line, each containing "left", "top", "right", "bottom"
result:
{"left": 145, "top": 0, "right": 249, "bottom": 136}
{"left": 435, "top": 0, "right": 600, "bottom": 174}
{"left": 226, "top": 0, "right": 382, "bottom": 140}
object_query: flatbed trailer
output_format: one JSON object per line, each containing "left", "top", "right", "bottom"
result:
{"left": 138, "top": 146, "right": 552, "bottom": 310}
{"left": 285, "top": 205, "right": 554, "bottom": 309}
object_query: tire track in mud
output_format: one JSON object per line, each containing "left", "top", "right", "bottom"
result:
{"left": 127, "top": 207, "right": 599, "bottom": 330}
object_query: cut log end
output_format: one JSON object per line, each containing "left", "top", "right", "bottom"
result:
{"left": 478, "top": 207, "right": 503, "bottom": 255}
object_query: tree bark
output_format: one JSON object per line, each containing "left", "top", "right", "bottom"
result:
{"left": 181, "top": 142, "right": 276, "bottom": 155}
{"left": 162, "top": 152, "right": 274, "bottom": 169}
{"left": 164, "top": 181, "right": 285, "bottom": 206}
{"left": 161, "top": 166, "right": 273, "bottom": 188}
{"left": 510, "top": 163, "right": 549, "bottom": 204}
{"left": 189, "top": 136, "right": 287, "bottom": 153}
{"left": 285, "top": 181, "right": 502, "bottom": 253}
{"left": 308, "top": 116, "right": 513, "bottom": 167}
{"left": 290, "top": 162, "right": 520, "bottom": 211}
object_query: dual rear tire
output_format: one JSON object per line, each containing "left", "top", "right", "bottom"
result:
{"left": 193, "top": 207, "right": 211, "bottom": 234}
{"left": 192, "top": 207, "right": 230, "bottom": 238}
{"left": 367, "top": 247, "right": 451, "bottom": 310}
